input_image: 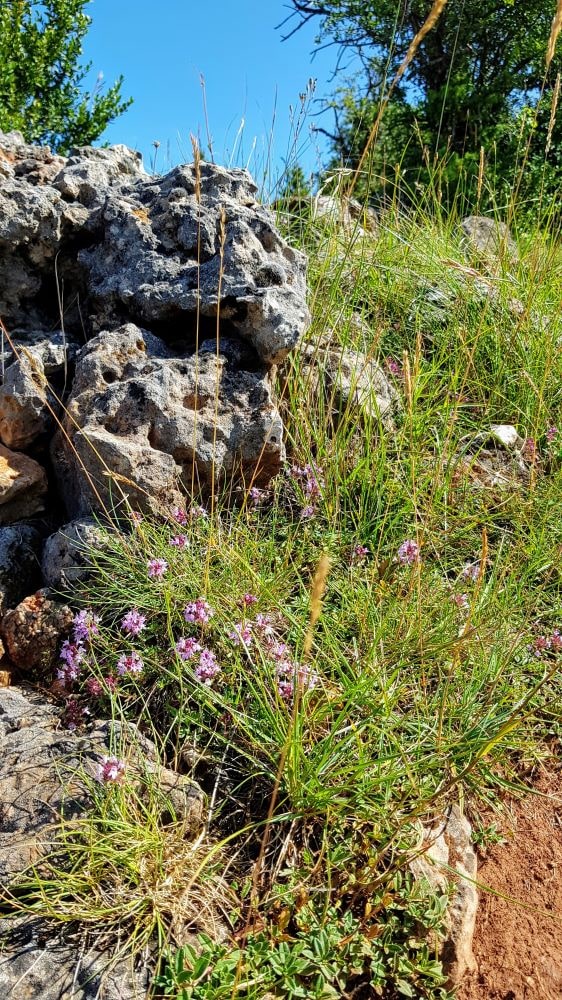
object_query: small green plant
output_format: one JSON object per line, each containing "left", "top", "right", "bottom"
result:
{"left": 155, "top": 877, "right": 452, "bottom": 999}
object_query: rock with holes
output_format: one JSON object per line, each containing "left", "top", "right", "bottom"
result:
{"left": 0, "top": 525, "right": 42, "bottom": 615}
{"left": 52, "top": 323, "right": 284, "bottom": 517}
{"left": 0, "top": 444, "right": 48, "bottom": 524}
{"left": 410, "top": 805, "right": 478, "bottom": 985}
{"left": 77, "top": 160, "right": 309, "bottom": 364}
{"left": 0, "top": 351, "right": 55, "bottom": 450}
{"left": 0, "top": 132, "right": 309, "bottom": 367}
{"left": 0, "top": 590, "right": 73, "bottom": 673}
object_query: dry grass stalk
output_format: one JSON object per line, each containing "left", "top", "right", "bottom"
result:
{"left": 546, "top": 72, "right": 561, "bottom": 153}
{"left": 303, "top": 553, "right": 332, "bottom": 660}
{"left": 350, "top": 0, "right": 449, "bottom": 195}
{"left": 547, "top": 0, "right": 562, "bottom": 68}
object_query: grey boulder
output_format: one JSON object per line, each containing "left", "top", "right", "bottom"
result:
{"left": 41, "top": 517, "right": 107, "bottom": 590}
{"left": 0, "top": 524, "right": 42, "bottom": 615}
{"left": 53, "top": 324, "right": 285, "bottom": 517}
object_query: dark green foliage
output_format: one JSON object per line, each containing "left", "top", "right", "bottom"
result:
{"left": 0, "top": 0, "right": 131, "bottom": 153}
{"left": 285, "top": 1, "right": 562, "bottom": 209}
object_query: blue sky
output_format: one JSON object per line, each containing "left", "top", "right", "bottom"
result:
{"left": 82, "top": 0, "right": 341, "bottom": 190}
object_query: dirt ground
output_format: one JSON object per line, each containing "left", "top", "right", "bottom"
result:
{"left": 457, "top": 767, "right": 562, "bottom": 1000}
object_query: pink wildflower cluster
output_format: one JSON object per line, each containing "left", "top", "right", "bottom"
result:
{"left": 148, "top": 558, "right": 168, "bottom": 579}
{"left": 248, "top": 487, "right": 268, "bottom": 506}
{"left": 396, "top": 539, "right": 420, "bottom": 565}
{"left": 175, "top": 636, "right": 201, "bottom": 660}
{"left": 116, "top": 651, "right": 144, "bottom": 675}
{"left": 58, "top": 640, "right": 85, "bottom": 685}
{"left": 58, "top": 609, "right": 100, "bottom": 686}
{"left": 96, "top": 755, "right": 126, "bottom": 785}
{"left": 173, "top": 634, "right": 220, "bottom": 685}
{"left": 228, "top": 609, "right": 318, "bottom": 701}
{"left": 451, "top": 592, "right": 470, "bottom": 610}
{"left": 63, "top": 698, "right": 90, "bottom": 730}
{"left": 72, "top": 610, "right": 100, "bottom": 644}
{"left": 238, "top": 593, "right": 258, "bottom": 608}
{"left": 173, "top": 504, "right": 208, "bottom": 523}
{"left": 529, "top": 629, "right": 561, "bottom": 659}
{"left": 461, "top": 562, "right": 481, "bottom": 582}
{"left": 169, "top": 534, "right": 189, "bottom": 548}
{"left": 386, "top": 357, "right": 404, "bottom": 379}
{"left": 121, "top": 609, "right": 146, "bottom": 636}
{"left": 184, "top": 598, "right": 214, "bottom": 625}
{"left": 289, "top": 462, "right": 324, "bottom": 519}
{"left": 196, "top": 648, "right": 220, "bottom": 685}
{"left": 351, "top": 544, "right": 369, "bottom": 565}
{"left": 546, "top": 426, "right": 558, "bottom": 443}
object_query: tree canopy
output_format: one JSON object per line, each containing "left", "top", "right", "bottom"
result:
{"left": 284, "top": 1, "right": 562, "bottom": 205}
{"left": 0, "top": 0, "right": 131, "bottom": 154}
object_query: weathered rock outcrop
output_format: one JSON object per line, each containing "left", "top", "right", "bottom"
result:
{"left": 0, "top": 686, "right": 206, "bottom": 999}
{"left": 54, "top": 324, "right": 285, "bottom": 516}
{"left": 0, "top": 129, "right": 310, "bottom": 618}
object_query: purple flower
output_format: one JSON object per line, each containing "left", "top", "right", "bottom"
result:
{"left": 169, "top": 534, "right": 189, "bottom": 548}
{"left": 386, "top": 357, "right": 404, "bottom": 378}
{"left": 116, "top": 651, "right": 144, "bottom": 676}
{"left": 58, "top": 641, "right": 85, "bottom": 684}
{"left": 175, "top": 636, "right": 202, "bottom": 660}
{"left": 148, "top": 558, "right": 168, "bottom": 579}
{"left": 96, "top": 755, "right": 126, "bottom": 784}
{"left": 523, "top": 437, "right": 537, "bottom": 461}
{"left": 452, "top": 593, "right": 470, "bottom": 610}
{"left": 130, "top": 510, "right": 143, "bottom": 525}
{"left": 351, "top": 544, "right": 369, "bottom": 564}
{"left": 546, "top": 426, "right": 559, "bottom": 443}
{"left": 300, "top": 504, "right": 317, "bottom": 520}
{"left": 121, "top": 609, "right": 147, "bottom": 636}
{"left": 189, "top": 505, "right": 209, "bottom": 520}
{"left": 171, "top": 507, "right": 188, "bottom": 525}
{"left": 63, "top": 698, "right": 89, "bottom": 730}
{"left": 228, "top": 623, "right": 253, "bottom": 647}
{"left": 238, "top": 593, "right": 258, "bottom": 607}
{"left": 397, "top": 539, "right": 420, "bottom": 565}
{"left": 104, "top": 675, "right": 118, "bottom": 693}
{"left": 195, "top": 648, "right": 221, "bottom": 685}
{"left": 290, "top": 462, "right": 324, "bottom": 500}
{"left": 249, "top": 487, "right": 267, "bottom": 505}
{"left": 184, "top": 598, "right": 214, "bottom": 625}
{"left": 461, "top": 562, "right": 480, "bottom": 582}
{"left": 72, "top": 610, "right": 100, "bottom": 644}
{"left": 86, "top": 677, "right": 103, "bottom": 697}
{"left": 254, "top": 613, "right": 275, "bottom": 638}
{"left": 277, "top": 678, "right": 294, "bottom": 700}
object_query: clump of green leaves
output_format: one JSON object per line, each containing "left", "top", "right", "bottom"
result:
{"left": 156, "top": 876, "right": 452, "bottom": 999}
{"left": 0, "top": 0, "right": 131, "bottom": 153}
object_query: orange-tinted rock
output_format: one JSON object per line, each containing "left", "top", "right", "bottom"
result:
{"left": 0, "top": 589, "right": 73, "bottom": 672}
{"left": 0, "top": 444, "right": 48, "bottom": 523}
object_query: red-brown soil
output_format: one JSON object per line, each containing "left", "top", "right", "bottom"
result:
{"left": 457, "top": 767, "right": 562, "bottom": 1000}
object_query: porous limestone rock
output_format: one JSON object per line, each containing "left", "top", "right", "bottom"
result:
{"left": 53, "top": 324, "right": 285, "bottom": 517}
{"left": 0, "top": 443, "right": 48, "bottom": 523}
{"left": 41, "top": 517, "right": 106, "bottom": 589}
{"left": 410, "top": 805, "right": 478, "bottom": 985}
{"left": 0, "top": 525, "right": 42, "bottom": 614}
{"left": 0, "top": 131, "right": 309, "bottom": 526}
{"left": 0, "top": 350, "right": 54, "bottom": 449}
{"left": 0, "top": 590, "right": 73, "bottom": 672}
